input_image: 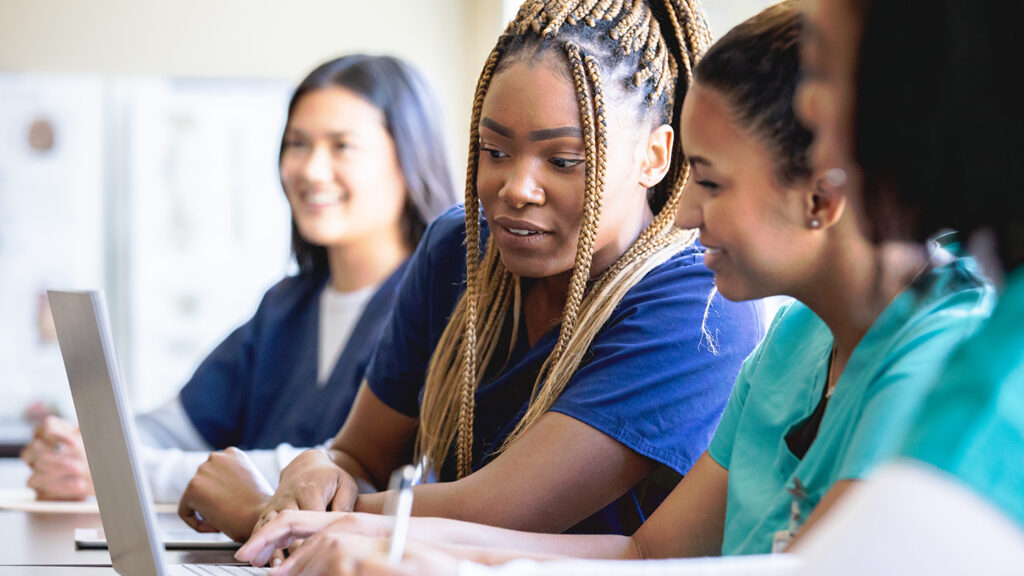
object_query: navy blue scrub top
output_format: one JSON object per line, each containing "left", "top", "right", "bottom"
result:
{"left": 179, "top": 261, "right": 409, "bottom": 450}
{"left": 366, "top": 206, "right": 765, "bottom": 535}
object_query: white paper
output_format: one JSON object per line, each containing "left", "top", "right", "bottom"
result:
{"left": 0, "top": 487, "right": 176, "bottom": 514}
{"left": 795, "top": 461, "right": 1024, "bottom": 576}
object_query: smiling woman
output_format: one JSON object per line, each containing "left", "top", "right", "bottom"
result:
{"left": 22, "top": 54, "right": 458, "bottom": 516}
{"left": 280, "top": 87, "right": 409, "bottom": 289}
{"left": 229, "top": 4, "right": 997, "bottom": 574}
{"left": 222, "top": 0, "right": 767, "bottom": 555}
{"left": 476, "top": 59, "right": 654, "bottom": 283}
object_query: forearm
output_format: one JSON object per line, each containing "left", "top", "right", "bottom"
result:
{"left": 416, "top": 518, "right": 637, "bottom": 561}
{"left": 327, "top": 448, "right": 379, "bottom": 494}
{"left": 457, "top": 554, "right": 801, "bottom": 576}
{"left": 354, "top": 466, "right": 627, "bottom": 534}
{"left": 141, "top": 446, "right": 211, "bottom": 503}
{"left": 351, "top": 482, "right": 637, "bottom": 559}
{"left": 135, "top": 398, "right": 211, "bottom": 451}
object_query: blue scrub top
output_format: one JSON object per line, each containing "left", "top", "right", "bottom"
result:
{"left": 902, "top": 264, "right": 1024, "bottom": 528}
{"left": 179, "top": 262, "right": 409, "bottom": 450}
{"left": 365, "top": 206, "right": 765, "bottom": 535}
{"left": 709, "top": 255, "right": 993, "bottom": 555}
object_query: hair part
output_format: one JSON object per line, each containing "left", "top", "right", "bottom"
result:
{"left": 416, "top": 0, "right": 712, "bottom": 479}
{"left": 282, "top": 54, "right": 457, "bottom": 274}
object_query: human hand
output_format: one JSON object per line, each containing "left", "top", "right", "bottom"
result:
{"left": 243, "top": 449, "right": 359, "bottom": 566}
{"left": 234, "top": 509, "right": 350, "bottom": 567}
{"left": 237, "top": 510, "right": 396, "bottom": 567}
{"left": 20, "top": 416, "right": 94, "bottom": 500}
{"left": 178, "top": 447, "right": 275, "bottom": 542}
{"left": 251, "top": 449, "right": 359, "bottom": 535}
{"left": 266, "top": 528, "right": 459, "bottom": 576}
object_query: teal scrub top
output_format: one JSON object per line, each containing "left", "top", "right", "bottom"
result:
{"left": 708, "top": 256, "right": 993, "bottom": 555}
{"left": 901, "top": 264, "right": 1024, "bottom": 528}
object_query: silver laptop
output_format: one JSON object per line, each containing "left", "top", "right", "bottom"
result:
{"left": 49, "top": 289, "right": 268, "bottom": 576}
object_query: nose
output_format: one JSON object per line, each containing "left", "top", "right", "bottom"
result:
{"left": 498, "top": 160, "right": 545, "bottom": 209}
{"left": 301, "top": 143, "right": 334, "bottom": 185}
{"left": 675, "top": 176, "right": 704, "bottom": 230}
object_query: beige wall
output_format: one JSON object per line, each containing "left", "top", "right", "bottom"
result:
{"left": 0, "top": 0, "right": 780, "bottom": 159}
{"left": 703, "top": 0, "right": 781, "bottom": 38}
{"left": 0, "top": 0, "right": 506, "bottom": 160}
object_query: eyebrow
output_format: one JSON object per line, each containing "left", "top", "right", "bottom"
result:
{"left": 284, "top": 127, "right": 353, "bottom": 140}
{"left": 687, "top": 155, "right": 712, "bottom": 167}
{"left": 480, "top": 117, "right": 583, "bottom": 141}
{"left": 529, "top": 126, "right": 583, "bottom": 141}
{"left": 480, "top": 118, "right": 513, "bottom": 138}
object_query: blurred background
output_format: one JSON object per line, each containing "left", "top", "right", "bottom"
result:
{"left": 0, "top": 0, "right": 778, "bottom": 446}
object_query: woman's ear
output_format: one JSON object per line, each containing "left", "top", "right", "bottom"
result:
{"left": 806, "top": 169, "right": 848, "bottom": 230}
{"left": 639, "top": 124, "right": 674, "bottom": 188}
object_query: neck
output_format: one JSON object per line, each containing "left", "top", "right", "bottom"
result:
{"left": 796, "top": 228, "right": 927, "bottom": 378}
{"left": 522, "top": 199, "right": 654, "bottom": 346}
{"left": 523, "top": 273, "right": 570, "bottom": 346}
{"left": 326, "top": 226, "right": 409, "bottom": 293}
{"left": 591, "top": 195, "right": 654, "bottom": 277}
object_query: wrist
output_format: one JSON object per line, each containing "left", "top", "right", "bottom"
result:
{"left": 332, "top": 468, "right": 361, "bottom": 512}
{"left": 247, "top": 494, "right": 272, "bottom": 534}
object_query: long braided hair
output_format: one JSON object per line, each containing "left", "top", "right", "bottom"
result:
{"left": 417, "top": 0, "right": 712, "bottom": 479}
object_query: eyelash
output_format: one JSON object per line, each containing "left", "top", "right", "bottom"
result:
{"left": 480, "top": 147, "right": 508, "bottom": 161}
{"left": 479, "top": 146, "right": 583, "bottom": 171}
{"left": 282, "top": 140, "right": 350, "bottom": 153}
{"left": 696, "top": 180, "right": 720, "bottom": 195}
{"left": 550, "top": 157, "right": 583, "bottom": 169}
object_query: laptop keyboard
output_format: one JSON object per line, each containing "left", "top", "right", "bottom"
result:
{"left": 176, "top": 565, "right": 270, "bottom": 575}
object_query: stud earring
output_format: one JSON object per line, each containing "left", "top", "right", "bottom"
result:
{"left": 810, "top": 219, "right": 821, "bottom": 229}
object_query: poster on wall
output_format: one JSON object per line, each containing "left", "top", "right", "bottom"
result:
{"left": 123, "top": 78, "right": 292, "bottom": 411}
{"left": 0, "top": 74, "right": 292, "bottom": 432}
{"left": 0, "top": 75, "right": 106, "bottom": 427}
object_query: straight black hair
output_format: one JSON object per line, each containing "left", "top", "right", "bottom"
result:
{"left": 283, "top": 54, "right": 457, "bottom": 274}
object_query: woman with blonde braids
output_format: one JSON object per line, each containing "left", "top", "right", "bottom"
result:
{"left": 189, "top": 0, "right": 764, "bottom": 546}
{"left": 233, "top": 2, "right": 993, "bottom": 574}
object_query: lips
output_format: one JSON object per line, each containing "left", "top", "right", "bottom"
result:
{"left": 493, "top": 216, "right": 549, "bottom": 235}
{"left": 700, "top": 240, "right": 727, "bottom": 270}
{"left": 506, "top": 227, "right": 542, "bottom": 236}
{"left": 491, "top": 215, "right": 551, "bottom": 247}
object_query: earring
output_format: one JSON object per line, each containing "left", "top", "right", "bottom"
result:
{"left": 810, "top": 219, "right": 821, "bottom": 229}
{"left": 825, "top": 168, "right": 847, "bottom": 188}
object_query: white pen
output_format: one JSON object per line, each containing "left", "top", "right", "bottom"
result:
{"left": 384, "top": 464, "right": 418, "bottom": 565}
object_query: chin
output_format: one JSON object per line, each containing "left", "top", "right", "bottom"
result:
{"left": 297, "top": 228, "right": 347, "bottom": 248}
{"left": 497, "top": 253, "right": 569, "bottom": 281}
{"left": 712, "top": 279, "right": 760, "bottom": 303}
